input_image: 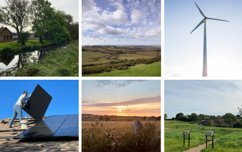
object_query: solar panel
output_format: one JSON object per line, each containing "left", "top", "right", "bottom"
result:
{"left": 23, "top": 84, "right": 52, "bottom": 122}
{"left": 14, "top": 114, "right": 78, "bottom": 139}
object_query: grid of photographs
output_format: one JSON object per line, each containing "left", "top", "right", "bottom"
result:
{"left": 2, "top": 0, "right": 240, "bottom": 152}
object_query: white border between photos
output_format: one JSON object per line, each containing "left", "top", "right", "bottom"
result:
{"left": 79, "top": 0, "right": 164, "bottom": 152}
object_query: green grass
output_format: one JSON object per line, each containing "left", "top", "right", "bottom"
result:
{"left": 13, "top": 41, "right": 78, "bottom": 76}
{"left": 165, "top": 120, "right": 234, "bottom": 152}
{"left": 83, "top": 61, "right": 161, "bottom": 76}
{"left": 201, "top": 131, "right": 242, "bottom": 152}
{"left": 82, "top": 51, "right": 110, "bottom": 65}
{"left": 0, "top": 40, "right": 53, "bottom": 50}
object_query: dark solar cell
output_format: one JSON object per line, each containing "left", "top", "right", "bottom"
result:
{"left": 14, "top": 114, "right": 78, "bottom": 139}
{"left": 23, "top": 84, "right": 52, "bottom": 122}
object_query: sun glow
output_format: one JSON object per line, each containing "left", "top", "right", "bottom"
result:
{"left": 116, "top": 106, "right": 126, "bottom": 112}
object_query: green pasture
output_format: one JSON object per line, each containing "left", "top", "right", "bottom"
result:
{"left": 0, "top": 40, "right": 53, "bottom": 50}
{"left": 165, "top": 120, "right": 238, "bottom": 152}
{"left": 201, "top": 131, "right": 242, "bottom": 152}
{"left": 83, "top": 61, "right": 161, "bottom": 76}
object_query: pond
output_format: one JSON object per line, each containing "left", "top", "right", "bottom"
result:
{"left": 0, "top": 44, "right": 67, "bottom": 76}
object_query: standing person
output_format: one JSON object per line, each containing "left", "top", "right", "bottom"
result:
{"left": 8, "top": 91, "right": 30, "bottom": 128}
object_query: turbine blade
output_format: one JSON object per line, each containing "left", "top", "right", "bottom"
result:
{"left": 207, "top": 18, "right": 229, "bottom": 22}
{"left": 190, "top": 19, "right": 204, "bottom": 34}
{"left": 195, "top": 2, "right": 206, "bottom": 17}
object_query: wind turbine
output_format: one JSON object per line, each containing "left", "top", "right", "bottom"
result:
{"left": 190, "top": 2, "right": 229, "bottom": 77}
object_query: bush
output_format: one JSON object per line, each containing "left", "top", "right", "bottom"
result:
{"left": 105, "top": 116, "right": 110, "bottom": 121}
{"left": 19, "top": 32, "right": 30, "bottom": 45}
{"left": 0, "top": 47, "right": 14, "bottom": 58}
{"left": 233, "top": 122, "right": 242, "bottom": 128}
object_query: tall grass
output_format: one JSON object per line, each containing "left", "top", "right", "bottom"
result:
{"left": 82, "top": 121, "right": 160, "bottom": 152}
{"left": 14, "top": 41, "right": 78, "bottom": 76}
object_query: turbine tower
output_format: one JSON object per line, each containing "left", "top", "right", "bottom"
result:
{"left": 190, "top": 2, "right": 229, "bottom": 77}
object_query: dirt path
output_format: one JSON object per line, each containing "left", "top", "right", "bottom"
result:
{"left": 183, "top": 139, "right": 217, "bottom": 152}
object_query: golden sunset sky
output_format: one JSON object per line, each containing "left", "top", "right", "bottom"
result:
{"left": 82, "top": 80, "right": 161, "bottom": 116}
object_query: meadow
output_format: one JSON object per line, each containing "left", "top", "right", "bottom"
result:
{"left": 82, "top": 120, "right": 161, "bottom": 152}
{"left": 0, "top": 40, "right": 53, "bottom": 50}
{"left": 82, "top": 46, "right": 161, "bottom": 76}
{"left": 165, "top": 120, "right": 242, "bottom": 152}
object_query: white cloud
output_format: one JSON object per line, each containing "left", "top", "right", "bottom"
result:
{"left": 98, "top": 26, "right": 123, "bottom": 35}
{"left": 131, "top": 9, "right": 144, "bottom": 24}
{"left": 100, "top": 9, "right": 127, "bottom": 25}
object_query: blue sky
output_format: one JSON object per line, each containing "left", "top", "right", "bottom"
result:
{"left": 165, "top": 0, "right": 242, "bottom": 77}
{"left": 165, "top": 80, "right": 242, "bottom": 118}
{"left": 82, "top": 0, "right": 161, "bottom": 45}
{"left": 0, "top": 80, "right": 78, "bottom": 120}
{"left": 82, "top": 80, "right": 161, "bottom": 116}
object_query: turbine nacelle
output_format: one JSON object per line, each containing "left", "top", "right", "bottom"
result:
{"left": 190, "top": 2, "right": 229, "bottom": 34}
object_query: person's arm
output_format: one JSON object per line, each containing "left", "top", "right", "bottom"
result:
{"left": 24, "top": 93, "right": 32, "bottom": 101}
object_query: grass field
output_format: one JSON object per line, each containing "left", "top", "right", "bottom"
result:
{"left": 0, "top": 40, "right": 53, "bottom": 50}
{"left": 165, "top": 120, "right": 242, "bottom": 152}
{"left": 82, "top": 51, "right": 155, "bottom": 65}
{"left": 82, "top": 120, "right": 160, "bottom": 152}
{"left": 83, "top": 61, "right": 161, "bottom": 76}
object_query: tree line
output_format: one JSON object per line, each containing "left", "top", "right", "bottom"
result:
{"left": 164, "top": 112, "right": 242, "bottom": 127}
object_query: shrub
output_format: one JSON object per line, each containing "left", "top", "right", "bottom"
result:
{"left": 0, "top": 47, "right": 14, "bottom": 58}
{"left": 105, "top": 116, "right": 110, "bottom": 121}
{"left": 233, "top": 122, "right": 242, "bottom": 128}
{"left": 19, "top": 32, "right": 30, "bottom": 45}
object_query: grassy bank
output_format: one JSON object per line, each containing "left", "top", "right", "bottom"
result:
{"left": 13, "top": 41, "right": 78, "bottom": 76}
{"left": 83, "top": 61, "right": 161, "bottom": 76}
{"left": 165, "top": 120, "right": 233, "bottom": 152}
{"left": 0, "top": 40, "right": 53, "bottom": 50}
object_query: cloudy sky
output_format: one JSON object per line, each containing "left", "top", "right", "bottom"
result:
{"left": 82, "top": 0, "right": 161, "bottom": 46}
{"left": 165, "top": 80, "right": 242, "bottom": 119}
{"left": 165, "top": 0, "right": 242, "bottom": 77}
{"left": 0, "top": 0, "right": 79, "bottom": 32}
{"left": 82, "top": 80, "right": 161, "bottom": 116}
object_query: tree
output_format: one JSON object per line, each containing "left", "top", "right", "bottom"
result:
{"left": 99, "top": 116, "right": 103, "bottom": 121}
{"left": 31, "top": 0, "right": 69, "bottom": 43}
{"left": 199, "top": 114, "right": 205, "bottom": 120}
{"left": 0, "top": 0, "right": 32, "bottom": 42}
{"left": 46, "top": 10, "right": 69, "bottom": 43}
{"left": 223, "top": 113, "right": 237, "bottom": 124}
{"left": 227, "top": 118, "right": 233, "bottom": 127}
{"left": 19, "top": 32, "right": 30, "bottom": 45}
{"left": 31, "top": 0, "right": 52, "bottom": 43}
{"left": 164, "top": 113, "right": 167, "bottom": 120}
{"left": 175, "top": 113, "right": 184, "bottom": 120}
{"left": 208, "top": 120, "right": 214, "bottom": 127}
{"left": 189, "top": 113, "right": 199, "bottom": 121}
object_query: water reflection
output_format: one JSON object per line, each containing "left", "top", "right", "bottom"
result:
{"left": 0, "top": 44, "right": 60, "bottom": 75}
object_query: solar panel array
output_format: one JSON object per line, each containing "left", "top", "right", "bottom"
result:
{"left": 14, "top": 114, "right": 78, "bottom": 139}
